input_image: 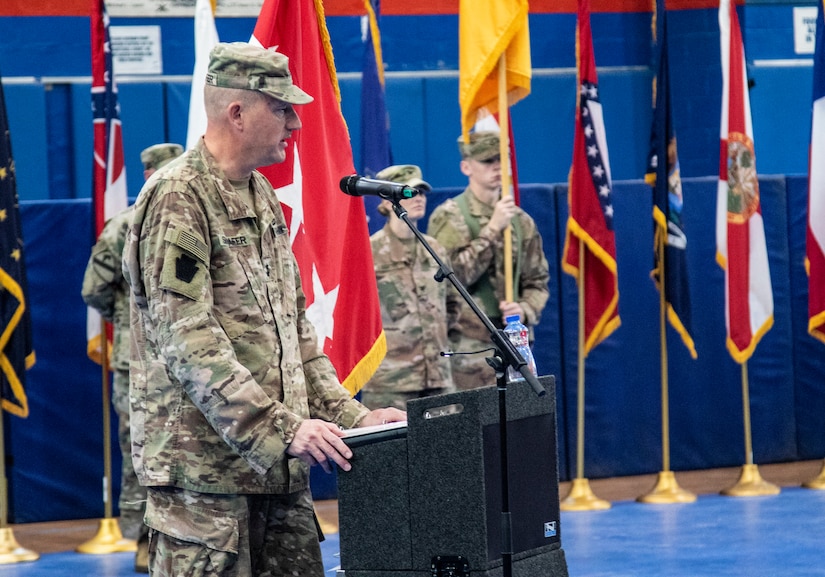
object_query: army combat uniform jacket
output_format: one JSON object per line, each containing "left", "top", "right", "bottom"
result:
{"left": 365, "top": 223, "right": 460, "bottom": 394}
{"left": 123, "top": 140, "right": 369, "bottom": 496}
{"left": 427, "top": 188, "right": 550, "bottom": 341}
{"left": 81, "top": 207, "right": 132, "bottom": 372}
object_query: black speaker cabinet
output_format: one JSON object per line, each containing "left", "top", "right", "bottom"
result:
{"left": 338, "top": 376, "right": 568, "bottom": 577}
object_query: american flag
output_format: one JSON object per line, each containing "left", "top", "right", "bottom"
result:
{"left": 87, "top": 0, "right": 127, "bottom": 364}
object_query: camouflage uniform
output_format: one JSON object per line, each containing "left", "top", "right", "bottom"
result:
{"left": 123, "top": 137, "right": 369, "bottom": 576}
{"left": 428, "top": 189, "right": 549, "bottom": 390}
{"left": 361, "top": 223, "right": 460, "bottom": 410}
{"left": 81, "top": 205, "right": 147, "bottom": 541}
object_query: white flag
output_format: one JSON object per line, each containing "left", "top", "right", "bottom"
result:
{"left": 186, "top": 0, "right": 219, "bottom": 150}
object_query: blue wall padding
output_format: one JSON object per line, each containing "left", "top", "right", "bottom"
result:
{"left": 787, "top": 177, "right": 825, "bottom": 459}
{"left": 12, "top": 200, "right": 122, "bottom": 523}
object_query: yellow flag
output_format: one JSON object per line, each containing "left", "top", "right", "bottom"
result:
{"left": 458, "top": 0, "right": 531, "bottom": 141}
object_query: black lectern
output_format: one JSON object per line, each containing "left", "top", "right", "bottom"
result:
{"left": 338, "top": 377, "right": 569, "bottom": 577}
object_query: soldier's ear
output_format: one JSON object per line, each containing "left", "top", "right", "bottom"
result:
{"left": 459, "top": 159, "right": 472, "bottom": 177}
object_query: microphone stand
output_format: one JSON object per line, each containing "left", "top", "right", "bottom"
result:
{"left": 390, "top": 198, "right": 545, "bottom": 577}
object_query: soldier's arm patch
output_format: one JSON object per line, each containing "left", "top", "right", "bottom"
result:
{"left": 159, "top": 226, "right": 209, "bottom": 301}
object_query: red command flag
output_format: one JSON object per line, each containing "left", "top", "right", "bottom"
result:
{"left": 87, "top": 0, "right": 128, "bottom": 364}
{"left": 716, "top": 0, "right": 773, "bottom": 362}
{"left": 562, "top": 0, "right": 620, "bottom": 354}
{"left": 251, "top": 0, "right": 385, "bottom": 394}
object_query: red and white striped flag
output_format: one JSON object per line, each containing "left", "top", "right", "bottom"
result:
{"left": 716, "top": 0, "right": 773, "bottom": 362}
{"left": 807, "top": 0, "right": 825, "bottom": 344}
{"left": 87, "top": 0, "right": 128, "bottom": 364}
{"left": 562, "top": 0, "right": 620, "bottom": 355}
{"left": 250, "top": 0, "right": 385, "bottom": 395}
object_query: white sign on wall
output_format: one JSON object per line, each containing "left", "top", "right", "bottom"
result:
{"left": 106, "top": 0, "right": 263, "bottom": 17}
{"left": 793, "top": 6, "right": 818, "bottom": 55}
{"left": 110, "top": 26, "right": 163, "bottom": 75}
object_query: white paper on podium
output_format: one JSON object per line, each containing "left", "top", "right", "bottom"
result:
{"left": 342, "top": 421, "right": 408, "bottom": 447}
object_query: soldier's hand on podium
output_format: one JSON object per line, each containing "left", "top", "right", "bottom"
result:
{"left": 286, "top": 419, "right": 353, "bottom": 473}
{"left": 358, "top": 407, "right": 407, "bottom": 427}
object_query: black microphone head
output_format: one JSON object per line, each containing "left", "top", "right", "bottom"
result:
{"left": 339, "top": 174, "right": 359, "bottom": 196}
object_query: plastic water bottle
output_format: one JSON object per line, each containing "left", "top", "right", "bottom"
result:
{"left": 503, "top": 314, "right": 538, "bottom": 382}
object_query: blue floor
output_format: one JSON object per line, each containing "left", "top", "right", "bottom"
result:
{"left": 2, "top": 487, "right": 823, "bottom": 576}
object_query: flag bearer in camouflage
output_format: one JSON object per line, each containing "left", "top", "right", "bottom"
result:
{"left": 427, "top": 131, "right": 549, "bottom": 390}
{"left": 361, "top": 164, "right": 460, "bottom": 410}
{"left": 82, "top": 141, "right": 183, "bottom": 573}
{"left": 122, "top": 42, "right": 404, "bottom": 577}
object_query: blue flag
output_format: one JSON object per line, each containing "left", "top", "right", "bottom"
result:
{"left": 645, "top": 0, "right": 696, "bottom": 359}
{"left": 0, "top": 70, "right": 35, "bottom": 417}
{"left": 360, "top": 0, "right": 392, "bottom": 178}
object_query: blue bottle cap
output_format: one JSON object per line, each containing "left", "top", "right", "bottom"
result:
{"left": 504, "top": 314, "right": 521, "bottom": 324}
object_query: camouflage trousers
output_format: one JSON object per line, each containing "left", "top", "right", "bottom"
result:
{"left": 113, "top": 369, "right": 148, "bottom": 541}
{"left": 145, "top": 486, "right": 323, "bottom": 577}
{"left": 449, "top": 334, "right": 499, "bottom": 390}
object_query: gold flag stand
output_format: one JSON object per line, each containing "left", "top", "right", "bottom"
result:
{"left": 721, "top": 362, "right": 779, "bottom": 497}
{"left": 637, "top": 237, "right": 694, "bottom": 504}
{"left": 560, "top": 241, "right": 610, "bottom": 511}
{"left": 0, "top": 404, "right": 39, "bottom": 564}
{"left": 77, "top": 321, "right": 136, "bottom": 554}
{"left": 802, "top": 460, "right": 825, "bottom": 490}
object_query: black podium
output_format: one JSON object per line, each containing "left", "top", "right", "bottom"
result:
{"left": 338, "top": 376, "right": 569, "bottom": 577}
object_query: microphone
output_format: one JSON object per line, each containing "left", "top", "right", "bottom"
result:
{"left": 339, "top": 175, "right": 421, "bottom": 202}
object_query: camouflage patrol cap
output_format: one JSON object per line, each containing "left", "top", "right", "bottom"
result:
{"left": 140, "top": 143, "right": 184, "bottom": 171}
{"left": 205, "top": 42, "right": 313, "bottom": 105}
{"left": 458, "top": 131, "right": 501, "bottom": 162}
{"left": 375, "top": 164, "right": 432, "bottom": 191}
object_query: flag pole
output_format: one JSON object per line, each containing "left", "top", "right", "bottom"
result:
{"left": 560, "top": 239, "right": 610, "bottom": 511}
{"left": 0, "top": 405, "right": 39, "bottom": 564}
{"left": 498, "top": 55, "right": 514, "bottom": 303}
{"left": 638, "top": 235, "right": 695, "bottom": 504}
{"left": 721, "top": 361, "right": 779, "bottom": 496}
{"left": 77, "top": 320, "right": 136, "bottom": 554}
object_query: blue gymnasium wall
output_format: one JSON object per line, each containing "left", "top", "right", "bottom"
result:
{"left": 3, "top": 4, "right": 825, "bottom": 520}
{"left": 10, "top": 174, "right": 824, "bottom": 522}
{"left": 0, "top": 4, "right": 818, "bottom": 202}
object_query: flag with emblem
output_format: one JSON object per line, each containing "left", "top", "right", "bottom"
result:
{"left": 360, "top": 0, "right": 392, "bottom": 177}
{"left": 251, "top": 0, "right": 385, "bottom": 395}
{"left": 645, "top": 0, "right": 696, "bottom": 358}
{"left": 0, "top": 69, "right": 35, "bottom": 417}
{"left": 716, "top": 0, "right": 773, "bottom": 362}
{"left": 807, "top": 0, "right": 825, "bottom": 344}
{"left": 458, "top": 0, "right": 531, "bottom": 141}
{"left": 562, "top": 0, "right": 620, "bottom": 354}
{"left": 88, "top": 0, "right": 128, "bottom": 364}
{"left": 186, "top": 0, "right": 219, "bottom": 150}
